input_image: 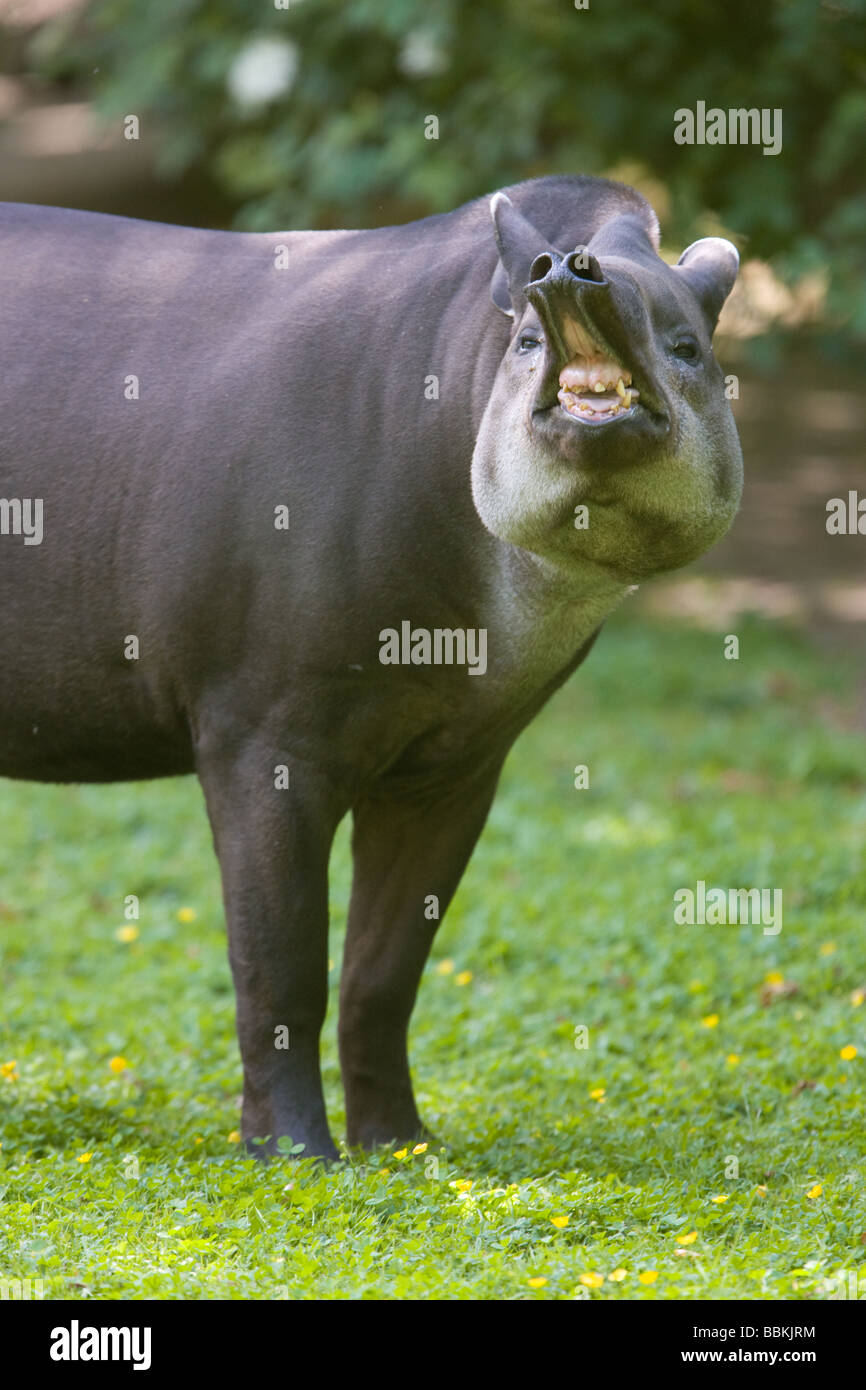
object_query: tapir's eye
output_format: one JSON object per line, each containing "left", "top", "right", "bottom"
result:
{"left": 517, "top": 333, "right": 542, "bottom": 352}
{"left": 672, "top": 337, "right": 700, "bottom": 362}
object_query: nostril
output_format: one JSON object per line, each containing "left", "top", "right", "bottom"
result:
{"left": 565, "top": 249, "right": 605, "bottom": 283}
{"left": 528, "top": 252, "right": 556, "bottom": 282}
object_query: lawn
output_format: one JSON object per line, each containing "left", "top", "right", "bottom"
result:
{"left": 1, "top": 609, "right": 865, "bottom": 1301}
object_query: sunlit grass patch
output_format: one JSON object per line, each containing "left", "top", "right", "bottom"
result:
{"left": 1, "top": 612, "right": 864, "bottom": 1299}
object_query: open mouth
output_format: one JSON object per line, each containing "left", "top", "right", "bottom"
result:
{"left": 525, "top": 286, "right": 669, "bottom": 447}
{"left": 557, "top": 358, "right": 639, "bottom": 426}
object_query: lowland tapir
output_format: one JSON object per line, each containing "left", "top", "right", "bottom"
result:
{"left": 0, "top": 176, "right": 743, "bottom": 1159}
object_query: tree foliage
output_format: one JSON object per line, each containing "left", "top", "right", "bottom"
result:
{"left": 33, "top": 0, "right": 866, "bottom": 339}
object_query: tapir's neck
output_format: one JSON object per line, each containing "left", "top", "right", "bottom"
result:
{"left": 479, "top": 540, "right": 630, "bottom": 690}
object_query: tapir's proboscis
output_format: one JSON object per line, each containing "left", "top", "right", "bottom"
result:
{"left": 0, "top": 176, "right": 743, "bottom": 1159}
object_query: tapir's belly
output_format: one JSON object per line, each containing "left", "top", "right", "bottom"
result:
{"left": 0, "top": 656, "right": 194, "bottom": 783}
{"left": 0, "top": 735, "right": 193, "bottom": 785}
{"left": 0, "top": 548, "right": 193, "bottom": 782}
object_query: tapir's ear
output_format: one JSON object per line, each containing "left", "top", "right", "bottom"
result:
{"left": 489, "top": 191, "right": 559, "bottom": 319}
{"left": 675, "top": 237, "right": 740, "bottom": 329}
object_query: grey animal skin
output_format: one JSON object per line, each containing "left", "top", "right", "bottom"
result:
{"left": 0, "top": 175, "right": 743, "bottom": 1159}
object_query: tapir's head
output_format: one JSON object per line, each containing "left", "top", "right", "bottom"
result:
{"left": 471, "top": 190, "right": 743, "bottom": 583}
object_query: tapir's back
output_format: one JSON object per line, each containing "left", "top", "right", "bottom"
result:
{"left": 0, "top": 200, "right": 486, "bottom": 783}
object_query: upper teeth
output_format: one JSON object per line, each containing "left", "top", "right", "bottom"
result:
{"left": 559, "top": 367, "right": 633, "bottom": 393}
{"left": 558, "top": 373, "right": 637, "bottom": 417}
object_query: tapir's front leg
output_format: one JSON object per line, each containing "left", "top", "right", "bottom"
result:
{"left": 196, "top": 739, "right": 348, "bottom": 1160}
{"left": 339, "top": 765, "right": 502, "bottom": 1150}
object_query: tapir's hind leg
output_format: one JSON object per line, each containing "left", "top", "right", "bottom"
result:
{"left": 197, "top": 739, "right": 348, "bottom": 1160}
{"left": 339, "top": 765, "right": 502, "bottom": 1151}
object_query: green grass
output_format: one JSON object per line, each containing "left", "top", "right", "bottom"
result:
{"left": 1, "top": 610, "right": 865, "bottom": 1300}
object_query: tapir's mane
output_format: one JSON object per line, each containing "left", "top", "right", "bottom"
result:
{"left": 477, "top": 174, "right": 661, "bottom": 252}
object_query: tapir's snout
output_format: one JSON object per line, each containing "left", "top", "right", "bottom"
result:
{"left": 524, "top": 248, "right": 667, "bottom": 431}
{"left": 528, "top": 247, "right": 606, "bottom": 288}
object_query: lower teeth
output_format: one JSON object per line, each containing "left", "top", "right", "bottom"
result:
{"left": 558, "top": 386, "right": 638, "bottom": 418}
{"left": 559, "top": 395, "right": 631, "bottom": 417}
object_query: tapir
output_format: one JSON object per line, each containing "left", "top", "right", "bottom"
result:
{"left": 0, "top": 175, "right": 743, "bottom": 1159}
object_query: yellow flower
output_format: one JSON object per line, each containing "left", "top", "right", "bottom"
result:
{"left": 455, "top": 1178, "right": 472, "bottom": 1192}
{"left": 638, "top": 1270, "right": 658, "bottom": 1284}
{"left": 711, "top": 1194, "right": 729, "bottom": 1204}
{"left": 455, "top": 970, "right": 473, "bottom": 986}
{"left": 702, "top": 1014, "right": 720, "bottom": 1028}
{"left": 77, "top": 1152, "right": 93, "bottom": 1163}
{"left": 193, "top": 1136, "right": 203, "bottom": 1145}
{"left": 840, "top": 1045, "right": 857, "bottom": 1061}
{"left": 435, "top": 959, "right": 455, "bottom": 975}
{"left": 678, "top": 1230, "right": 698, "bottom": 1245}
{"left": 756, "top": 1184, "right": 767, "bottom": 1195}
{"left": 527, "top": 1277, "right": 547, "bottom": 1288}
{"left": 764, "top": 970, "right": 784, "bottom": 986}
{"left": 819, "top": 941, "right": 836, "bottom": 956}
{"left": 393, "top": 1148, "right": 408, "bottom": 1160}
{"left": 589, "top": 1086, "right": 606, "bottom": 1101}
{"left": 412, "top": 1142, "right": 428, "bottom": 1155}
{"left": 851, "top": 989, "right": 865, "bottom": 1007}
{"left": 227, "top": 1130, "right": 241, "bottom": 1143}
{"left": 579, "top": 1272, "right": 603, "bottom": 1287}
{"left": 806, "top": 1183, "right": 823, "bottom": 1199}
{"left": 177, "top": 907, "right": 196, "bottom": 923}
{"left": 0, "top": 1060, "right": 18, "bottom": 1080}
{"left": 108, "top": 1056, "right": 128, "bottom": 1074}
{"left": 608, "top": 1268, "right": 627, "bottom": 1282}
{"left": 726, "top": 1054, "right": 740, "bottom": 1065}
{"left": 115, "top": 924, "right": 139, "bottom": 943}
{"left": 551, "top": 1216, "right": 569, "bottom": 1229}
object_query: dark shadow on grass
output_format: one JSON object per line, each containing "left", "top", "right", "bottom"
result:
{"left": 423, "top": 1117, "right": 733, "bottom": 1188}
{"left": 0, "top": 1093, "right": 166, "bottom": 1158}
